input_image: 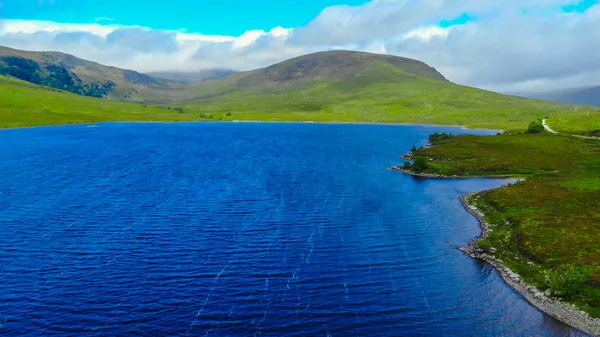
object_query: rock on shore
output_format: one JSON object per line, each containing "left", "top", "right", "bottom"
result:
{"left": 460, "top": 193, "right": 600, "bottom": 336}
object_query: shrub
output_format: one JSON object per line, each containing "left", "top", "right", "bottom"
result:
{"left": 226, "top": 112, "right": 232, "bottom": 117}
{"left": 411, "top": 156, "right": 429, "bottom": 173}
{"left": 526, "top": 119, "right": 544, "bottom": 134}
{"left": 544, "top": 266, "right": 586, "bottom": 298}
{"left": 429, "top": 132, "right": 453, "bottom": 142}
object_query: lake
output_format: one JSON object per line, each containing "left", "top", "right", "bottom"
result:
{"left": 0, "top": 122, "right": 587, "bottom": 336}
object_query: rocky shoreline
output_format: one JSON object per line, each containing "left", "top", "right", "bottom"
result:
{"left": 392, "top": 162, "right": 600, "bottom": 335}
{"left": 460, "top": 193, "right": 600, "bottom": 336}
{"left": 388, "top": 166, "right": 520, "bottom": 180}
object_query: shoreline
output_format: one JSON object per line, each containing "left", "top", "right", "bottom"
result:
{"left": 0, "top": 120, "right": 503, "bottom": 132}
{"left": 395, "top": 166, "right": 600, "bottom": 336}
{"left": 460, "top": 193, "right": 600, "bottom": 336}
{"left": 388, "top": 166, "right": 523, "bottom": 180}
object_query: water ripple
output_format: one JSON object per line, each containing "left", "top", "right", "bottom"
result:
{"left": 0, "top": 123, "right": 587, "bottom": 336}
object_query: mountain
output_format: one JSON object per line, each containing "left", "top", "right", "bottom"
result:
{"left": 525, "top": 86, "right": 600, "bottom": 107}
{"left": 231, "top": 50, "right": 447, "bottom": 85}
{"left": 2, "top": 46, "right": 598, "bottom": 132}
{"left": 0, "top": 45, "right": 187, "bottom": 103}
{"left": 173, "top": 50, "right": 450, "bottom": 102}
{"left": 147, "top": 69, "right": 236, "bottom": 83}
{"left": 0, "top": 47, "right": 449, "bottom": 103}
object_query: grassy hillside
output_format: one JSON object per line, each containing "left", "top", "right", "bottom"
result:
{"left": 1, "top": 47, "right": 599, "bottom": 132}
{"left": 0, "top": 75, "right": 203, "bottom": 128}
{"left": 546, "top": 111, "right": 600, "bottom": 136}
{"left": 403, "top": 132, "right": 600, "bottom": 318}
{"left": 0, "top": 46, "right": 187, "bottom": 103}
{"left": 181, "top": 62, "right": 598, "bottom": 132}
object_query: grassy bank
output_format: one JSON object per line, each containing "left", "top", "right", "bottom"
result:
{"left": 403, "top": 132, "right": 600, "bottom": 317}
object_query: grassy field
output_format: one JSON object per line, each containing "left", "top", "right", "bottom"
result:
{"left": 0, "top": 75, "right": 207, "bottom": 128}
{"left": 546, "top": 112, "right": 600, "bottom": 136}
{"left": 405, "top": 132, "right": 600, "bottom": 317}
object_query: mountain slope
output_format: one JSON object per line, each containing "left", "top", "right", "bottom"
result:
{"left": 178, "top": 53, "right": 599, "bottom": 131}
{"left": 0, "top": 46, "right": 187, "bottom": 103}
{"left": 230, "top": 50, "right": 447, "bottom": 86}
{"left": 180, "top": 50, "right": 447, "bottom": 99}
{"left": 527, "top": 86, "right": 600, "bottom": 107}
{"left": 1, "top": 47, "right": 599, "bottom": 132}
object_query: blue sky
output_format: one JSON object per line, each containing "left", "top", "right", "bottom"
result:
{"left": 2, "top": 0, "right": 369, "bottom": 35}
{"left": 4, "top": 0, "right": 596, "bottom": 35}
{"left": 0, "top": 0, "right": 598, "bottom": 92}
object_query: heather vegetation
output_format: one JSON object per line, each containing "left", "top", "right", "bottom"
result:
{"left": 404, "top": 131, "right": 600, "bottom": 317}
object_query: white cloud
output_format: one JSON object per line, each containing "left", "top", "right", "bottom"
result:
{"left": 0, "top": 0, "right": 599, "bottom": 92}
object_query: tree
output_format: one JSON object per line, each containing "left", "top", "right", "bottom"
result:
{"left": 429, "top": 132, "right": 453, "bottom": 142}
{"left": 411, "top": 156, "right": 429, "bottom": 173}
{"left": 526, "top": 119, "right": 544, "bottom": 134}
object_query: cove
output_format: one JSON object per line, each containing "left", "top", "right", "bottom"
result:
{"left": 0, "top": 122, "right": 587, "bottom": 336}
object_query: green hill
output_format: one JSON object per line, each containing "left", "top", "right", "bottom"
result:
{"left": 1, "top": 46, "right": 599, "bottom": 132}
{"left": 177, "top": 52, "right": 598, "bottom": 131}
{"left": 0, "top": 46, "right": 188, "bottom": 103}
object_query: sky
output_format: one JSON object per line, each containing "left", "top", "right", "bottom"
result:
{"left": 0, "top": 0, "right": 599, "bottom": 93}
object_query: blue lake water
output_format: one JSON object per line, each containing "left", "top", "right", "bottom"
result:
{"left": 0, "top": 122, "right": 587, "bottom": 336}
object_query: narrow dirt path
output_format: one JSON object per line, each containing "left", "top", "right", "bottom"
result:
{"left": 542, "top": 119, "right": 599, "bottom": 140}
{"left": 542, "top": 119, "right": 559, "bottom": 134}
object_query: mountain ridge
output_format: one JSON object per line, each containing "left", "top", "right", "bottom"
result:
{"left": 2, "top": 45, "right": 599, "bottom": 134}
{"left": 0, "top": 45, "right": 186, "bottom": 102}
{"left": 0, "top": 46, "right": 448, "bottom": 103}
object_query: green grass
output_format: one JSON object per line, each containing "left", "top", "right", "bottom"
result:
{"left": 179, "top": 63, "right": 599, "bottom": 132}
{"left": 407, "top": 132, "right": 600, "bottom": 317}
{"left": 546, "top": 112, "right": 600, "bottom": 136}
{"left": 2, "top": 62, "right": 599, "bottom": 132}
{"left": 0, "top": 75, "right": 207, "bottom": 128}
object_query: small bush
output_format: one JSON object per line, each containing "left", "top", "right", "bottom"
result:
{"left": 526, "top": 119, "right": 544, "bottom": 134}
{"left": 411, "top": 156, "right": 429, "bottom": 173}
{"left": 544, "top": 266, "right": 586, "bottom": 298}
{"left": 429, "top": 132, "right": 453, "bottom": 142}
{"left": 226, "top": 112, "right": 232, "bottom": 117}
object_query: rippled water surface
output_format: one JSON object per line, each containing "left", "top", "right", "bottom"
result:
{"left": 0, "top": 123, "right": 587, "bottom": 336}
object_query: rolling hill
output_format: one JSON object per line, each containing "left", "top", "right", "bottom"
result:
{"left": 0, "top": 46, "right": 188, "bottom": 103}
{"left": 1, "top": 46, "right": 599, "bottom": 132}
